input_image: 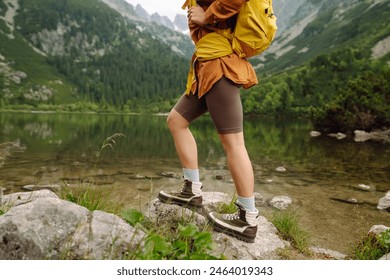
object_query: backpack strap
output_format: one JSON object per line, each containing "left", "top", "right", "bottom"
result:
{"left": 182, "top": 0, "right": 197, "bottom": 9}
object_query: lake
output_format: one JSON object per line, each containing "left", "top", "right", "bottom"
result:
{"left": 0, "top": 112, "right": 389, "bottom": 254}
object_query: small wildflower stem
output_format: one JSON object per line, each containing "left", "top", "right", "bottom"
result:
{"left": 0, "top": 187, "right": 3, "bottom": 207}
{"left": 93, "top": 133, "right": 125, "bottom": 171}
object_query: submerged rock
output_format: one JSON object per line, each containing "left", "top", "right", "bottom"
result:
{"left": 353, "top": 184, "right": 374, "bottom": 192}
{"left": 269, "top": 196, "right": 293, "bottom": 210}
{"left": 276, "top": 166, "right": 287, "bottom": 172}
{"left": 309, "top": 131, "right": 321, "bottom": 137}
{"left": 327, "top": 132, "right": 347, "bottom": 140}
{"left": 354, "top": 129, "right": 390, "bottom": 143}
{"left": 160, "top": 172, "right": 177, "bottom": 178}
{"left": 330, "top": 197, "right": 363, "bottom": 205}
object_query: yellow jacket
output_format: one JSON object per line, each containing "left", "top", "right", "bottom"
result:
{"left": 182, "top": 0, "right": 258, "bottom": 97}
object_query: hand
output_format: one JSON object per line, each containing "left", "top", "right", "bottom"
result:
{"left": 187, "top": 6, "right": 207, "bottom": 26}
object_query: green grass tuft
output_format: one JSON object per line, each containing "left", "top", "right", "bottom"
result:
{"left": 352, "top": 229, "right": 390, "bottom": 260}
{"left": 270, "top": 210, "right": 311, "bottom": 254}
{"left": 216, "top": 192, "right": 237, "bottom": 214}
{"left": 121, "top": 208, "right": 222, "bottom": 260}
{"left": 61, "top": 185, "right": 114, "bottom": 212}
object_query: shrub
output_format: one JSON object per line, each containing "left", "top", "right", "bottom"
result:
{"left": 352, "top": 229, "right": 390, "bottom": 260}
{"left": 121, "top": 209, "right": 222, "bottom": 260}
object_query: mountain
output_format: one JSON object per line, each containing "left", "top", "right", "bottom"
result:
{"left": 130, "top": 3, "right": 188, "bottom": 33}
{"left": 241, "top": 0, "right": 389, "bottom": 130}
{"left": 92, "top": 0, "right": 188, "bottom": 32}
{"left": 255, "top": 0, "right": 390, "bottom": 73}
{"left": 100, "top": 0, "right": 193, "bottom": 56}
{"left": 0, "top": 0, "right": 388, "bottom": 118}
{"left": 0, "top": 0, "right": 193, "bottom": 108}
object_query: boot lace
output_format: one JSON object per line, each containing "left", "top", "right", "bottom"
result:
{"left": 223, "top": 212, "right": 240, "bottom": 221}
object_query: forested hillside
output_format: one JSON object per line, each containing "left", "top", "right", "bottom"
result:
{"left": 0, "top": 0, "right": 190, "bottom": 110}
{"left": 243, "top": 0, "right": 390, "bottom": 132}
{"left": 0, "top": 0, "right": 389, "bottom": 132}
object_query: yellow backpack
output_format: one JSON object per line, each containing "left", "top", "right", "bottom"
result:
{"left": 182, "top": 0, "right": 277, "bottom": 58}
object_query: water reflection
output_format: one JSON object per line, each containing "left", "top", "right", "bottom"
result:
{"left": 0, "top": 112, "right": 389, "bottom": 254}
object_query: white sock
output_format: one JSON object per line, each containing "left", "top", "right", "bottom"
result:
{"left": 237, "top": 195, "right": 257, "bottom": 212}
{"left": 183, "top": 168, "right": 200, "bottom": 183}
{"left": 191, "top": 181, "right": 203, "bottom": 196}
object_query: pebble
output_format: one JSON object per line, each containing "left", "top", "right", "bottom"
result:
{"left": 276, "top": 166, "right": 287, "bottom": 172}
{"left": 309, "top": 131, "right": 321, "bottom": 137}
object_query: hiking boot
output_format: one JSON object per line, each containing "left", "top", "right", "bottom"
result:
{"left": 208, "top": 202, "right": 258, "bottom": 243}
{"left": 157, "top": 179, "right": 203, "bottom": 208}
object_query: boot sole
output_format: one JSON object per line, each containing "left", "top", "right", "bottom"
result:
{"left": 157, "top": 193, "right": 203, "bottom": 209}
{"left": 208, "top": 216, "right": 257, "bottom": 243}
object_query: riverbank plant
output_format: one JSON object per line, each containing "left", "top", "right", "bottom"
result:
{"left": 270, "top": 209, "right": 310, "bottom": 255}
{"left": 61, "top": 133, "right": 124, "bottom": 212}
{"left": 0, "top": 203, "right": 11, "bottom": 216}
{"left": 93, "top": 133, "right": 125, "bottom": 170}
{"left": 351, "top": 229, "right": 390, "bottom": 260}
{"left": 217, "top": 192, "right": 238, "bottom": 214}
{"left": 60, "top": 185, "right": 115, "bottom": 212}
{"left": 121, "top": 208, "right": 222, "bottom": 260}
{"left": 0, "top": 187, "right": 11, "bottom": 215}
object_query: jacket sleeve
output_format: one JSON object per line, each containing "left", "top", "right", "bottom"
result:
{"left": 203, "top": 0, "right": 247, "bottom": 25}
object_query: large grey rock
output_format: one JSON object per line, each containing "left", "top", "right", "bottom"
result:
{"left": 0, "top": 190, "right": 144, "bottom": 260}
{"left": 211, "top": 215, "right": 287, "bottom": 259}
{"left": 145, "top": 199, "right": 207, "bottom": 228}
{"left": 1, "top": 189, "right": 58, "bottom": 207}
{"left": 144, "top": 192, "right": 287, "bottom": 260}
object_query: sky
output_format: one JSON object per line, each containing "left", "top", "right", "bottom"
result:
{"left": 124, "top": 0, "right": 186, "bottom": 21}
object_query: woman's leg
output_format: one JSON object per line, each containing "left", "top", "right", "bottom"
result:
{"left": 167, "top": 109, "right": 198, "bottom": 170}
{"left": 157, "top": 94, "right": 207, "bottom": 208}
{"left": 218, "top": 132, "right": 254, "bottom": 198}
{"left": 204, "top": 77, "right": 255, "bottom": 200}
{"left": 205, "top": 78, "right": 258, "bottom": 242}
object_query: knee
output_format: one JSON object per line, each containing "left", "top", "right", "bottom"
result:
{"left": 167, "top": 110, "right": 187, "bottom": 133}
{"left": 166, "top": 112, "right": 175, "bottom": 132}
{"left": 219, "top": 133, "right": 245, "bottom": 152}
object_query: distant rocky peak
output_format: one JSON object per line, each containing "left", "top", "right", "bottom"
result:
{"left": 174, "top": 14, "right": 188, "bottom": 32}
{"left": 150, "top": 13, "right": 175, "bottom": 30}
{"left": 135, "top": 4, "right": 150, "bottom": 21}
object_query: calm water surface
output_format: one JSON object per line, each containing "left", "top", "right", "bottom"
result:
{"left": 0, "top": 112, "right": 389, "bottom": 254}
